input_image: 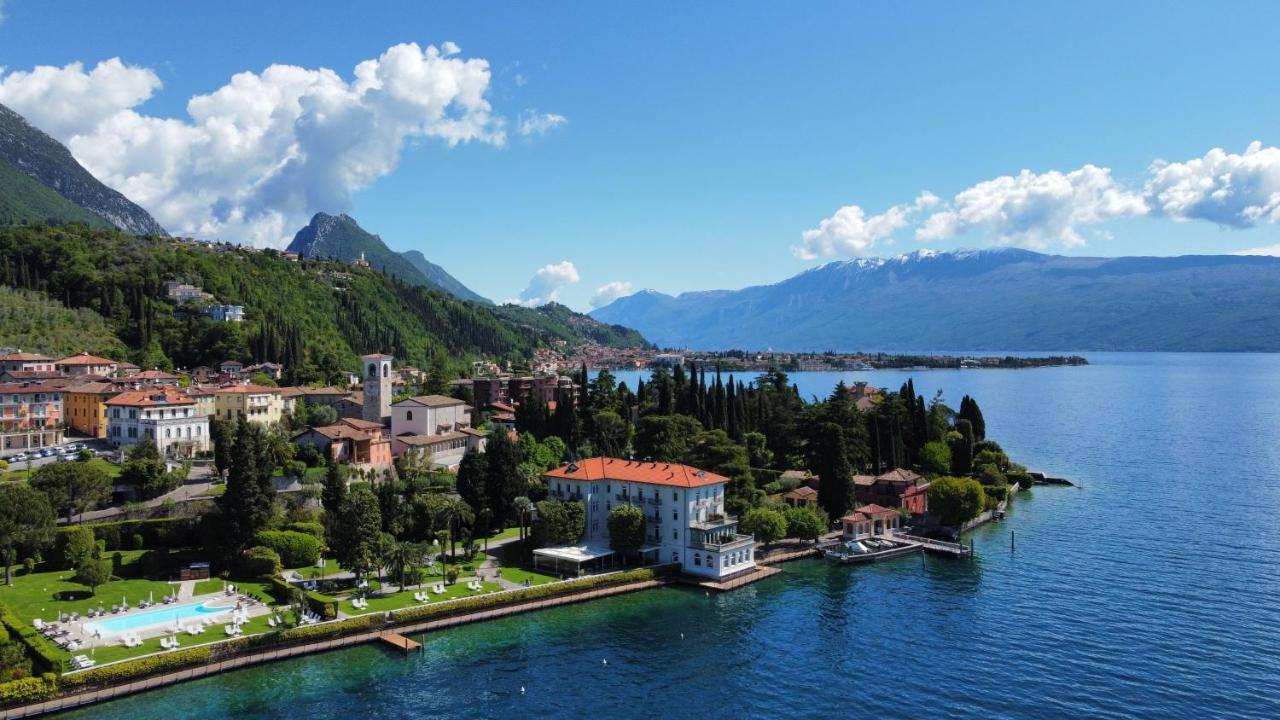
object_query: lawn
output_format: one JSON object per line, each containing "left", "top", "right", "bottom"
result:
{"left": 497, "top": 566, "right": 558, "bottom": 587}
{"left": 284, "top": 557, "right": 343, "bottom": 578}
{"left": 192, "top": 578, "right": 225, "bottom": 596}
{"left": 486, "top": 526, "right": 522, "bottom": 543}
{"left": 344, "top": 580, "right": 502, "bottom": 615}
{"left": 0, "top": 457, "right": 121, "bottom": 482}
{"left": 0, "top": 568, "right": 179, "bottom": 626}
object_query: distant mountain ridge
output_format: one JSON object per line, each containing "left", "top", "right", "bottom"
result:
{"left": 0, "top": 102, "right": 167, "bottom": 235}
{"left": 590, "top": 248, "right": 1280, "bottom": 352}
{"left": 287, "top": 212, "right": 490, "bottom": 304}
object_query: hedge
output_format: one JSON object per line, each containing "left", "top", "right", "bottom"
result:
{"left": 59, "top": 517, "right": 202, "bottom": 553}
{"left": 59, "top": 647, "right": 212, "bottom": 689}
{"left": 305, "top": 590, "right": 338, "bottom": 619}
{"left": 253, "top": 531, "right": 321, "bottom": 568}
{"left": 0, "top": 607, "right": 63, "bottom": 674}
{"left": 0, "top": 676, "right": 58, "bottom": 706}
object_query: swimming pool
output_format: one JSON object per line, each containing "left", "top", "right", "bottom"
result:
{"left": 85, "top": 601, "right": 229, "bottom": 637}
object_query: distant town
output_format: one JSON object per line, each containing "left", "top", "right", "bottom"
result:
{"left": 558, "top": 345, "right": 1089, "bottom": 372}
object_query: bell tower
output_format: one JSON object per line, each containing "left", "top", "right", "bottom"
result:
{"left": 361, "top": 353, "right": 393, "bottom": 424}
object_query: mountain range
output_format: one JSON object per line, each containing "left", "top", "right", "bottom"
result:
{"left": 0, "top": 102, "right": 167, "bottom": 235}
{"left": 287, "top": 212, "right": 490, "bottom": 304}
{"left": 590, "top": 248, "right": 1280, "bottom": 352}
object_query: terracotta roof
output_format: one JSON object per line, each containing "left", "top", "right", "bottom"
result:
{"left": 1, "top": 370, "right": 62, "bottom": 380}
{"left": 876, "top": 468, "right": 923, "bottom": 484}
{"left": 0, "top": 351, "right": 53, "bottom": 361}
{"left": 297, "top": 424, "right": 382, "bottom": 442}
{"left": 0, "top": 381, "right": 65, "bottom": 394}
{"left": 783, "top": 486, "right": 818, "bottom": 499}
{"left": 853, "top": 474, "right": 877, "bottom": 486}
{"left": 396, "top": 394, "right": 465, "bottom": 408}
{"left": 339, "top": 418, "right": 384, "bottom": 430}
{"left": 543, "top": 457, "right": 727, "bottom": 489}
{"left": 63, "top": 382, "right": 118, "bottom": 395}
{"left": 487, "top": 401, "right": 516, "bottom": 413}
{"left": 134, "top": 369, "right": 181, "bottom": 380}
{"left": 105, "top": 387, "right": 195, "bottom": 407}
{"left": 215, "top": 383, "right": 281, "bottom": 394}
{"left": 56, "top": 352, "right": 117, "bottom": 366}
{"left": 116, "top": 361, "right": 140, "bottom": 370}
{"left": 396, "top": 431, "right": 469, "bottom": 447}
{"left": 854, "top": 503, "right": 897, "bottom": 517}
{"left": 780, "top": 470, "right": 809, "bottom": 480}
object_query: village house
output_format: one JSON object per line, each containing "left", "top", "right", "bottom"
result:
{"left": 63, "top": 381, "right": 119, "bottom": 438}
{"left": 293, "top": 418, "right": 392, "bottom": 472}
{"left": 390, "top": 394, "right": 477, "bottom": 466}
{"left": 218, "top": 360, "right": 245, "bottom": 376}
{"left": 538, "top": 458, "right": 756, "bottom": 580}
{"left": 244, "top": 362, "right": 284, "bottom": 381}
{"left": 0, "top": 382, "right": 64, "bottom": 457}
{"left": 56, "top": 352, "right": 119, "bottom": 377}
{"left": 855, "top": 468, "right": 929, "bottom": 512}
{"left": 0, "top": 369, "right": 63, "bottom": 383}
{"left": 213, "top": 384, "right": 284, "bottom": 425}
{"left": 131, "top": 369, "right": 182, "bottom": 387}
{"left": 395, "top": 428, "right": 486, "bottom": 471}
{"left": 106, "top": 387, "right": 209, "bottom": 458}
{"left": 116, "top": 361, "right": 141, "bottom": 378}
{"left": 783, "top": 485, "right": 819, "bottom": 508}
{"left": 840, "top": 504, "right": 901, "bottom": 541}
{"left": 0, "top": 350, "right": 56, "bottom": 374}
{"left": 205, "top": 304, "right": 245, "bottom": 322}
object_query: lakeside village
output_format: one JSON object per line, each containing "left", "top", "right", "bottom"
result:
{"left": 0, "top": 345, "right": 1041, "bottom": 712}
{"left": 562, "top": 346, "right": 1088, "bottom": 373}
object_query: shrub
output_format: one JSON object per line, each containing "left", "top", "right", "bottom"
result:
{"left": 253, "top": 530, "right": 321, "bottom": 568}
{"left": 0, "top": 608, "right": 61, "bottom": 674}
{"left": 283, "top": 460, "right": 308, "bottom": 479}
{"left": 129, "top": 533, "right": 146, "bottom": 550}
{"left": 304, "top": 590, "right": 338, "bottom": 619}
{"left": 52, "top": 526, "right": 95, "bottom": 569}
{"left": 0, "top": 676, "right": 57, "bottom": 707}
{"left": 60, "top": 647, "right": 212, "bottom": 689}
{"left": 21, "top": 557, "right": 35, "bottom": 575}
{"left": 242, "top": 546, "right": 282, "bottom": 578}
{"left": 295, "top": 443, "right": 323, "bottom": 468}
{"left": 285, "top": 522, "right": 325, "bottom": 541}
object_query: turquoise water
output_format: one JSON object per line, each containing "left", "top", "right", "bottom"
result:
{"left": 86, "top": 601, "right": 225, "bottom": 636}
{"left": 59, "top": 353, "right": 1280, "bottom": 719}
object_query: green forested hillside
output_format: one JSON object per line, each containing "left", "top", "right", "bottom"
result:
{"left": 0, "top": 157, "right": 114, "bottom": 230}
{"left": 0, "top": 225, "right": 646, "bottom": 383}
{"left": 494, "top": 302, "right": 650, "bottom": 348}
{"left": 0, "top": 285, "right": 126, "bottom": 358}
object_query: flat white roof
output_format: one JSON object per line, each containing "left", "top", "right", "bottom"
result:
{"left": 532, "top": 543, "right": 615, "bottom": 563}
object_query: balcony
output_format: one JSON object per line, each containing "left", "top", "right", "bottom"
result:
{"left": 689, "top": 514, "right": 737, "bottom": 532}
{"left": 689, "top": 533, "right": 755, "bottom": 552}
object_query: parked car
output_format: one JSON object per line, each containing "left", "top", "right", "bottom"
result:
{"left": 41, "top": 448, "right": 57, "bottom": 457}
{"left": 8, "top": 453, "right": 27, "bottom": 463}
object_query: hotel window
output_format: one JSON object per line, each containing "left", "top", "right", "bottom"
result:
{"left": 672, "top": 529, "right": 677, "bottom": 540}
{"left": 694, "top": 555, "right": 701, "bottom": 566}
{"left": 673, "top": 491, "right": 678, "bottom": 501}
{"left": 672, "top": 510, "right": 678, "bottom": 521}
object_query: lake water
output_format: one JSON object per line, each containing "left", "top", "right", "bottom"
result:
{"left": 61, "top": 353, "right": 1280, "bottom": 719}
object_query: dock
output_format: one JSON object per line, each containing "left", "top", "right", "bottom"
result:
{"left": 379, "top": 632, "right": 421, "bottom": 653}
{"left": 675, "top": 565, "right": 782, "bottom": 592}
{"left": 896, "top": 534, "right": 972, "bottom": 558}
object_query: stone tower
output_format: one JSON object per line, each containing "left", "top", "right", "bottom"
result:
{"left": 361, "top": 353, "right": 393, "bottom": 424}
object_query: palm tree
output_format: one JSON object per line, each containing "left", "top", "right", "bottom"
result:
{"left": 434, "top": 495, "right": 474, "bottom": 560}
{"left": 383, "top": 541, "right": 420, "bottom": 591}
{"left": 514, "top": 496, "right": 533, "bottom": 543}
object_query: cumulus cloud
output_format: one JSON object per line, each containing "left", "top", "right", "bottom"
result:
{"left": 512, "top": 260, "right": 580, "bottom": 306}
{"left": 795, "top": 192, "right": 938, "bottom": 259}
{"left": 589, "top": 280, "right": 634, "bottom": 308}
{"left": 0, "top": 43, "right": 519, "bottom": 247}
{"left": 916, "top": 165, "right": 1147, "bottom": 248}
{"left": 1146, "top": 141, "right": 1280, "bottom": 227}
{"left": 517, "top": 110, "right": 567, "bottom": 136}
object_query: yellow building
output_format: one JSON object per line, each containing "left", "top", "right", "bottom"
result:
{"left": 62, "top": 382, "right": 118, "bottom": 438}
{"left": 184, "top": 386, "right": 217, "bottom": 420}
{"left": 213, "top": 383, "right": 284, "bottom": 425}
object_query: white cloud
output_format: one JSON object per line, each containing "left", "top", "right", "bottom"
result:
{"left": 795, "top": 192, "right": 938, "bottom": 259}
{"left": 1232, "top": 243, "right": 1280, "bottom": 256}
{"left": 517, "top": 110, "right": 566, "bottom": 137}
{"left": 0, "top": 42, "right": 521, "bottom": 246}
{"left": 589, "top": 280, "right": 634, "bottom": 308}
{"left": 916, "top": 165, "right": 1147, "bottom": 249}
{"left": 512, "top": 260, "right": 580, "bottom": 306}
{"left": 1145, "top": 141, "right": 1280, "bottom": 227}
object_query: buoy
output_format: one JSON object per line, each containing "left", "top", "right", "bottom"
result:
{"left": 602, "top": 659, "right": 608, "bottom": 666}
{"left": 520, "top": 686, "right": 525, "bottom": 695}
{"left": 679, "top": 632, "right": 684, "bottom": 640}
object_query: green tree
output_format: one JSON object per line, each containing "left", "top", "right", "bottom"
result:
{"left": 334, "top": 486, "right": 383, "bottom": 578}
{"left": 484, "top": 429, "right": 525, "bottom": 528}
{"left": 783, "top": 506, "right": 826, "bottom": 543}
{"left": 119, "top": 439, "right": 174, "bottom": 500}
{"left": 743, "top": 432, "right": 773, "bottom": 468}
{"left": 919, "top": 441, "right": 953, "bottom": 476}
{"left": 383, "top": 540, "right": 421, "bottom": 590}
{"left": 455, "top": 449, "right": 488, "bottom": 517}
{"left": 57, "top": 526, "right": 96, "bottom": 569}
{"left": 0, "top": 484, "right": 55, "bottom": 585}
{"left": 74, "top": 557, "right": 113, "bottom": 594}
{"left": 814, "top": 422, "right": 855, "bottom": 520}
{"left": 211, "top": 419, "right": 234, "bottom": 478}
{"left": 30, "top": 461, "right": 111, "bottom": 523}
{"left": 607, "top": 504, "right": 646, "bottom": 559}
{"left": 926, "top": 476, "right": 987, "bottom": 528}
{"left": 589, "top": 410, "right": 630, "bottom": 457}
{"left": 219, "top": 418, "right": 278, "bottom": 554}
{"left": 321, "top": 459, "right": 348, "bottom": 549}
{"left": 948, "top": 420, "right": 975, "bottom": 476}
{"left": 531, "top": 499, "right": 585, "bottom": 547}
{"left": 634, "top": 415, "right": 702, "bottom": 461}
{"left": 740, "top": 507, "right": 787, "bottom": 549}
{"left": 513, "top": 496, "right": 533, "bottom": 543}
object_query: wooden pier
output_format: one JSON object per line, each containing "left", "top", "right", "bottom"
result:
{"left": 896, "top": 534, "right": 972, "bottom": 558}
{"left": 379, "top": 632, "right": 421, "bottom": 653}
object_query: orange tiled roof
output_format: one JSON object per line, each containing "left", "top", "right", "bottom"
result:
{"left": 543, "top": 457, "right": 727, "bottom": 489}
{"left": 105, "top": 387, "right": 195, "bottom": 407}
{"left": 56, "top": 352, "right": 117, "bottom": 366}
{"left": 215, "top": 383, "right": 281, "bottom": 394}
{"left": 0, "top": 351, "right": 53, "bottom": 361}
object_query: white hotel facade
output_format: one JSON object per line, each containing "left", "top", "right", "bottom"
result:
{"left": 106, "top": 388, "right": 210, "bottom": 458}
{"left": 541, "top": 457, "right": 756, "bottom": 580}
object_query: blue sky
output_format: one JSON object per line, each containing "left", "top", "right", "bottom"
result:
{"left": 2, "top": 1, "right": 1279, "bottom": 310}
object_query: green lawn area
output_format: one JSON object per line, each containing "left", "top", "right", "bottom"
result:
{"left": 192, "top": 578, "right": 225, "bottom": 596}
{"left": 497, "top": 566, "right": 558, "bottom": 586}
{"left": 486, "top": 526, "right": 522, "bottom": 543}
{"left": 0, "top": 457, "right": 120, "bottom": 482}
{"left": 344, "top": 580, "right": 501, "bottom": 615}
{"left": 0, "top": 568, "right": 178, "bottom": 626}
{"left": 284, "top": 557, "right": 343, "bottom": 578}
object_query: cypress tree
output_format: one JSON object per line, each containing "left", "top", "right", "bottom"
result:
{"left": 816, "top": 422, "right": 855, "bottom": 520}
